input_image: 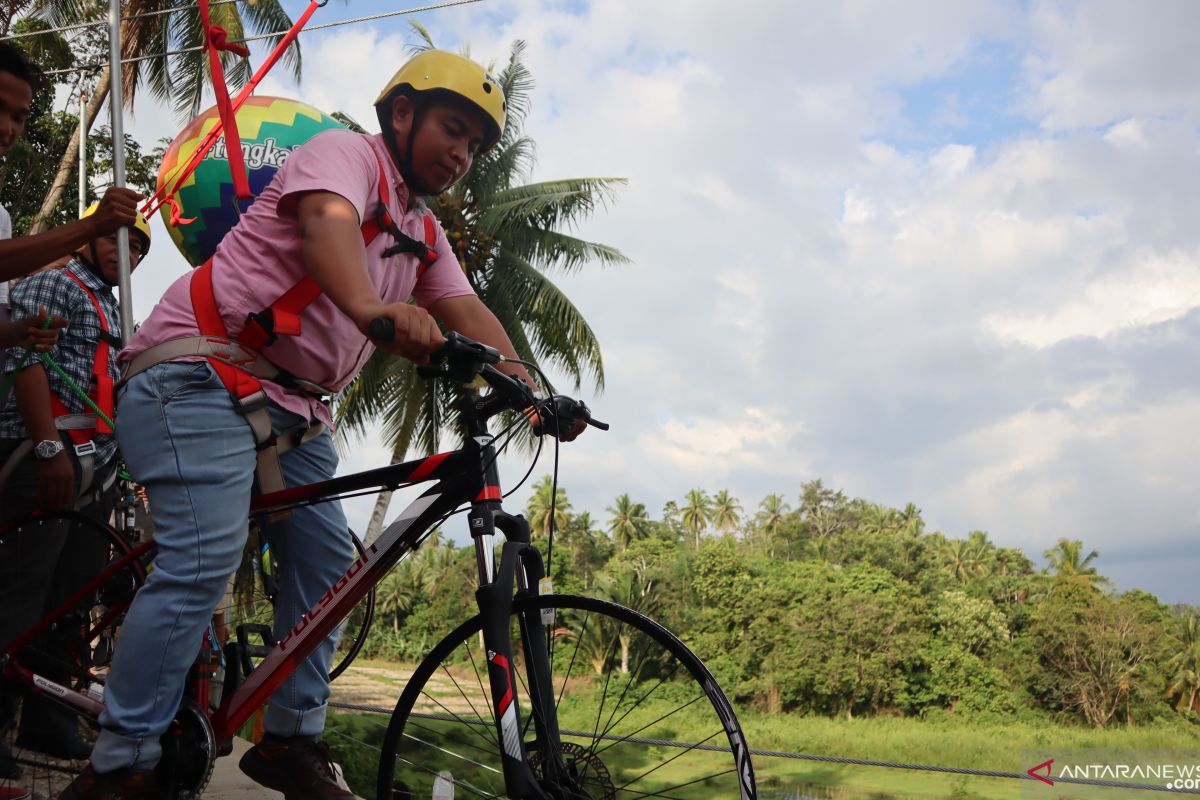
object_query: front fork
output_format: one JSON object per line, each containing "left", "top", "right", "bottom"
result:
{"left": 471, "top": 503, "right": 566, "bottom": 799}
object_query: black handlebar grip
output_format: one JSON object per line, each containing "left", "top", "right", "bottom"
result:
{"left": 368, "top": 317, "right": 394, "bottom": 343}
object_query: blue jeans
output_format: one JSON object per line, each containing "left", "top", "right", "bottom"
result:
{"left": 94, "top": 361, "right": 352, "bottom": 772}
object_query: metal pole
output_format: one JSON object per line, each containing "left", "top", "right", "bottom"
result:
{"left": 107, "top": 0, "right": 134, "bottom": 342}
{"left": 78, "top": 89, "right": 88, "bottom": 218}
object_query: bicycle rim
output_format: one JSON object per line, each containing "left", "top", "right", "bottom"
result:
{"left": 0, "top": 510, "right": 145, "bottom": 800}
{"left": 377, "top": 593, "right": 757, "bottom": 799}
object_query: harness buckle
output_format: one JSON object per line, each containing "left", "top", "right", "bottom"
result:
{"left": 243, "top": 310, "right": 277, "bottom": 347}
{"left": 73, "top": 441, "right": 97, "bottom": 457}
{"left": 232, "top": 389, "right": 270, "bottom": 416}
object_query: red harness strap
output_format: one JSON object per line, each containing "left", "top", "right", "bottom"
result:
{"left": 237, "top": 142, "right": 439, "bottom": 350}
{"left": 194, "top": 139, "right": 440, "bottom": 398}
{"left": 51, "top": 272, "right": 116, "bottom": 443}
{"left": 198, "top": 0, "right": 252, "bottom": 201}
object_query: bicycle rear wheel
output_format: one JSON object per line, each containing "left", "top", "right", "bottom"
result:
{"left": 377, "top": 593, "right": 757, "bottom": 799}
{"left": 218, "top": 526, "right": 375, "bottom": 682}
{"left": 0, "top": 510, "right": 145, "bottom": 800}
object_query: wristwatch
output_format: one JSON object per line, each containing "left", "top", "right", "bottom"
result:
{"left": 33, "top": 439, "right": 65, "bottom": 460}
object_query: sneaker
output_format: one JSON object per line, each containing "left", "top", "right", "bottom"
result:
{"left": 239, "top": 735, "right": 358, "bottom": 799}
{"left": 57, "top": 764, "right": 161, "bottom": 800}
{"left": 0, "top": 786, "right": 31, "bottom": 800}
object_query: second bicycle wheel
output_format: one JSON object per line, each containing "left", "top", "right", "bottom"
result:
{"left": 377, "top": 594, "right": 757, "bottom": 799}
{"left": 0, "top": 509, "right": 146, "bottom": 800}
{"left": 219, "top": 525, "right": 376, "bottom": 682}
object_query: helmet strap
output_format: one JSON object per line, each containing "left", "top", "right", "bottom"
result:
{"left": 382, "top": 90, "right": 435, "bottom": 199}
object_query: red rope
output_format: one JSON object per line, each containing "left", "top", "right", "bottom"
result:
{"left": 200, "top": 0, "right": 251, "bottom": 200}
{"left": 143, "top": 0, "right": 323, "bottom": 222}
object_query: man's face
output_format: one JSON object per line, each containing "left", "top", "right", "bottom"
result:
{"left": 0, "top": 70, "right": 33, "bottom": 157}
{"left": 392, "top": 95, "right": 488, "bottom": 195}
{"left": 90, "top": 233, "right": 144, "bottom": 284}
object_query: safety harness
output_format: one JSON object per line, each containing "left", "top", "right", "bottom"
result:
{"left": 0, "top": 270, "right": 120, "bottom": 506}
{"left": 122, "top": 139, "right": 439, "bottom": 500}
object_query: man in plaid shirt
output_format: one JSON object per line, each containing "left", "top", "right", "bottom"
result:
{"left": 0, "top": 211, "right": 149, "bottom": 772}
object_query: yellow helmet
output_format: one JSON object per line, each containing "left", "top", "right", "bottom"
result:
{"left": 81, "top": 201, "right": 152, "bottom": 258}
{"left": 374, "top": 50, "right": 506, "bottom": 153}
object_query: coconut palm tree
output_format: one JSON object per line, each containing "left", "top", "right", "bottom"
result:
{"left": 525, "top": 475, "right": 571, "bottom": 540}
{"left": 710, "top": 489, "right": 742, "bottom": 535}
{"left": 24, "top": 0, "right": 304, "bottom": 232}
{"left": 337, "top": 32, "right": 627, "bottom": 543}
{"left": 754, "top": 493, "right": 790, "bottom": 557}
{"left": 940, "top": 538, "right": 983, "bottom": 584}
{"left": 681, "top": 489, "right": 712, "bottom": 551}
{"left": 1167, "top": 614, "right": 1200, "bottom": 714}
{"left": 1044, "top": 538, "right": 1108, "bottom": 588}
{"left": 606, "top": 493, "right": 648, "bottom": 552}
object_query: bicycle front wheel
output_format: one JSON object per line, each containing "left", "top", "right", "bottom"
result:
{"left": 377, "top": 594, "right": 756, "bottom": 799}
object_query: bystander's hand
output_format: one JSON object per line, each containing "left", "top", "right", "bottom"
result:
{"left": 37, "top": 451, "right": 75, "bottom": 509}
{"left": 87, "top": 187, "right": 145, "bottom": 237}
{"left": 16, "top": 306, "right": 67, "bottom": 352}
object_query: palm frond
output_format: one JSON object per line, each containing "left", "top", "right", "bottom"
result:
{"left": 236, "top": 0, "right": 301, "bottom": 81}
{"left": 406, "top": 19, "right": 436, "bottom": 55}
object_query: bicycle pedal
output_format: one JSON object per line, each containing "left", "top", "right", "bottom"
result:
{"left": 234, "top": 623, "right": 276, "bottom": 676}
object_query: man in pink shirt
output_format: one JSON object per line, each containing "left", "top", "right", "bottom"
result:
{"left": 62, "top": 51, "right": 537, "bottom": 800}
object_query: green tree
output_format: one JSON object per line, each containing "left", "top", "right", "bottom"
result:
{"left": 710, "top": 489, "right": 742, "bottom": 535}
{"left": 605, "top": 493, "right": 649, "bottom": 551}
{"left": 525, "top": 474, "right": 571, "bottom": 540}
{"left": 746, "top": 561, "right": 929, "bottom": 717}
{"left": 939, "top": 537, "right": 986, "bottom": 584}
{"left": 0, "top": 19, "right": 161, "bottom": 231}
{"left": 1044, "top": 538, "right": 1109, "bottom": 589}
{"left": 1166, "top": 614, "right": 1200, "bottom": 714}
{"left": 681, "top": 489, "right": 712, "bottom": 551}
{"left": 337, "top": 35, "right": 627, "bottom": 542}
{"left": 1029, "top": 579, "right": 1154, "bottom": 726}
{"left": 752, "top": 493, "right": 790, "bottom": 557}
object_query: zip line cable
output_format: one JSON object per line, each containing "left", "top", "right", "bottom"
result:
{"left": 328, "top": 701, "right": 1200, "bottom": 796}
{"left": 0, "top": 0, "right": 241, "bottom": 42}
{"left": 4, "top": 0, "right": 487, "bottom": 76}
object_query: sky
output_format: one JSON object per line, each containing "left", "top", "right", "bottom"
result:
{"left": 113, "top": 0, "right": 1200, "bottom": 604}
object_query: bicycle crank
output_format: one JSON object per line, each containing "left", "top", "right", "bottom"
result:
{"left": 155, "top": 701, "right": 216, "bottom": 799}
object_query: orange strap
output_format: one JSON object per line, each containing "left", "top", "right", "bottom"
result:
{"left": 52, "top": 272, "right": 116, "bottom": 441}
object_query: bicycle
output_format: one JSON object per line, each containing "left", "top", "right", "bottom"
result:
{"left": 0, "top": 330, "right": 758, "bottom": 799}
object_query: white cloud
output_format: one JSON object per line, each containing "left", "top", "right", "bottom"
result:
{"left": 985, "top": 249, "right": 1200, "bottom": 347}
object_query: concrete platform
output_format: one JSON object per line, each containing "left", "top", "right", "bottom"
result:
{"left": 204, "top": 738, "right": 283, "bottom": 799}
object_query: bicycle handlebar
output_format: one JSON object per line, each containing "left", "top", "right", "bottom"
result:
{"left": 367, "top": 319, "right": 609, "bottom": 436}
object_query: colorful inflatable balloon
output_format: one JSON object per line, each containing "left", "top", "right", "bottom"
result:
{"left": 156, "top": 95, "right": 346, "bottom": 266}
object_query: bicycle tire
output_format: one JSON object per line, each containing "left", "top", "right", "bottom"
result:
{"left": 0, "top": 510, "right": 146, "bottom": 800}
{"left": 218, "top": 526, "right": 375, "bottom": 683}
{"left": 376, "top": 593, "right": 757, "bottom": 799}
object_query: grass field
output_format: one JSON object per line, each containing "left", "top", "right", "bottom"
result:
{"left": 326, "top": 659, "right": 1200, "bottom": 799}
